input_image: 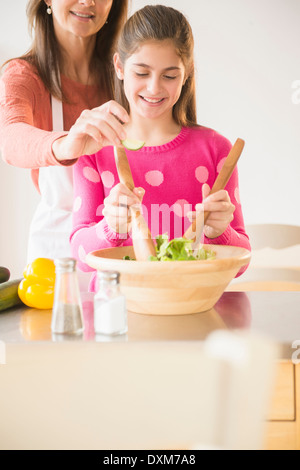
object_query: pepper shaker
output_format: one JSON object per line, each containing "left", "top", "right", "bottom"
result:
{"left": 94, "top": 270, "right": 127, "bottom": 336}
{"left": 51, "top": 258, "right": 84, "bottom": 335}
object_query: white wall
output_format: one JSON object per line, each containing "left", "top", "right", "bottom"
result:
{"left": 1, "top": 0, "right": 299, "bottom": 278}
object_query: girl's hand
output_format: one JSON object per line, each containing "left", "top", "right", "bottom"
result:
{"left": 187, "top": 183, "right": 235, "bottom": 239}
{"left": 52, "top": 101, "right": 129, "bottom": 161}
{"left": 102, "top": 184, "right": 145, "bottom": 234}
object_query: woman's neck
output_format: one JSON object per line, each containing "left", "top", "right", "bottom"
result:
{"left": 56, "top": 31, "right": 97, "bottom": 85}
{"left": 125, "top": 114, "right": 181, "bottom": 147}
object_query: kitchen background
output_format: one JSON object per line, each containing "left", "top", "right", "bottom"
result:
{"left": 0, "top": 0, "right": 299, "bottom": 278}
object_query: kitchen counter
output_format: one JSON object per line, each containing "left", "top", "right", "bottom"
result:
{"left": 1, "top": 290, "right": 300, "bottom": 450}
{"left": 0, "top": 291, "right": 299, "bottom": 361}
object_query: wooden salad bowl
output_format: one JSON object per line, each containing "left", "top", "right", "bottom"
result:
{"left": 86, "top": 245, "right": 251, "bottom": 316}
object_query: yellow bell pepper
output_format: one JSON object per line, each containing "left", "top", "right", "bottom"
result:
{"left": 18, "top": 258, "right": 55, "bottom": 309}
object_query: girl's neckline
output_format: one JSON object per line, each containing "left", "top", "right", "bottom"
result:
{"left": 137, "top": 126, "right": 190, "bottom": 152}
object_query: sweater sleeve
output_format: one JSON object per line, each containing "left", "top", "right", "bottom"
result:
{"left": 0, "top": 60, "right": 68, "bottom": 169}
{"left": 201, "top": 132, "right": 251, "bottom": 277}
{"left": 70, "top": 153, "right": 130, "bottom": 272}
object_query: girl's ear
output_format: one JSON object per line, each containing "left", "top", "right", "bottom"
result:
{"left": 114, "top": 53, "right": 124, "bottom": 80}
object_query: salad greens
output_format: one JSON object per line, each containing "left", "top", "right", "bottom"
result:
{"left": 123, "top": 234, "right": 216, "bottom": 261}
{"left": 149, "top": 234, "right": 216, "bottom": 261}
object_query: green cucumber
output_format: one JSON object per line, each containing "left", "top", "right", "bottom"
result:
{"left": 121, "top": 139, "right": 145, "bottom": 151}
{"left": 0, "top": 267, "right": 10, "bottom": 284}
{"left": 0, "top": 279, "right": 24, "bottom": 312}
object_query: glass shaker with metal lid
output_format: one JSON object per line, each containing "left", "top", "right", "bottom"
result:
{"left": 51, "top": 258, "right": 84, "bottom": 335}
{"left": 94, "top": 270, "right": 127, "bottom": 336}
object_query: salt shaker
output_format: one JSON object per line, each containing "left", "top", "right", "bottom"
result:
{"left": 94, "top": 270, "right": 127, "bottom": 336}
{"left": 51, "top": 258, "right": 84, "bottom": 335}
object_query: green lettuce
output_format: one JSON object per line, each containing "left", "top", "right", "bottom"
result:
{"left": 123, "top": 234, "right": 216, "bottom": 261}
{"left": 148, "top": 234, "right": 216, "bottom": 262}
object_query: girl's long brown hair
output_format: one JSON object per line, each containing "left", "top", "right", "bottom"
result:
{"left": 3, "top": 0, "right": 129, "bottom": 101}
{"left": 115, "top": 5, "right": 198, "bottom": 127}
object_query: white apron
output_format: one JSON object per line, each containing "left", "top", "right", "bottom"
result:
{"left": 27, "top": 96, "right": 90, "bottom": 291}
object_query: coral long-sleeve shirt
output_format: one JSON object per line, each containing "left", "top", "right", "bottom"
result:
{"left": 71, "top": 126, "right": 251, "bottom": 288}
{"left": 0, "top": 59, "right": 104, "bottom": 192}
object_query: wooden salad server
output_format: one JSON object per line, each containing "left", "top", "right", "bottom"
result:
{"left": 114, "top": 146, "right": 157, "bottom": 261}
{"left": 183, "top": 138, "right": 245, "bottom": 248}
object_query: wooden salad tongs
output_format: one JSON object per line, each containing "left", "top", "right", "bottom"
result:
{"left": 183, "top": 138, "right": 245, "bottom": 248}
{"left": 114, "top": 146, "right": 157, "bottom": 261}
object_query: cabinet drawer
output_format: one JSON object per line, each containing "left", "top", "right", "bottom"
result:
{"left": 267, "top": 362, "right": 295, "bottom": 421}
{"left": 264, "top": 421, "right": 297, "bottom": 450}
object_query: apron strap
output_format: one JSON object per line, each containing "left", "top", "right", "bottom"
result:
{"left": 51, "top": 95, "right": 64, "bottom": 131}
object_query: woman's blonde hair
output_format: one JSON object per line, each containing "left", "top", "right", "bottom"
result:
{"left": 3, "top": 0, "right": 129, "bottom": 101}
{"left": 115, "top": 5, "right": 197, "bottom": 127}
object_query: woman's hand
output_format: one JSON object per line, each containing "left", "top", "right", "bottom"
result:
{"left": 52, "top": 101, "right": 129, "bottom": 162}
{"left": 187, "top": 183, "right": 235, "bottom": 239}
{"left": 102, "top": 184, "right": 145, "bottom": 235}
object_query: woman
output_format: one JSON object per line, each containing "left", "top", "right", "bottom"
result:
{"left": 0, "top": 0, "right": 129, "bottom": 267}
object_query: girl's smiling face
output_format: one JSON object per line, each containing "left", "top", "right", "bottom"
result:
{"left": 115, "top": 40, "right": 186, "bottom": 123}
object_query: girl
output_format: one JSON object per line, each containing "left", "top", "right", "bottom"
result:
{"left": 71, "top": 5, "right": 251, "bottom": 289}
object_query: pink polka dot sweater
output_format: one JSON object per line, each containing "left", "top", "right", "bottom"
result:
{"left": 71, "top": 126, "right": 250, "bottom": 288}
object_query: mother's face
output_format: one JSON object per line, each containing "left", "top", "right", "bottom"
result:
{"left": 45, "top": 0, "right": 113, "bottom": 39}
